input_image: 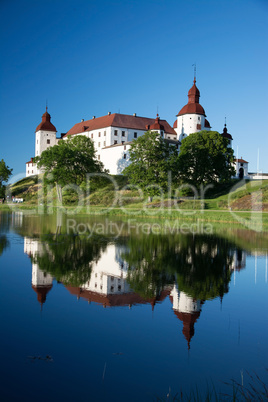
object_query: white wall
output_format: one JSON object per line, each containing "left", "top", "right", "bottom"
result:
{"left": 176, "top": 114, "right": 209, "bottom": 142}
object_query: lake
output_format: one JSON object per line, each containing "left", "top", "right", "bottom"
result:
{"left": 0, "top": 210, "right": 267, "bottom": 401}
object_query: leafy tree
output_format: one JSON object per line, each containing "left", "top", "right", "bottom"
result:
{"left": 34, "top": 136, "right": 105, "bottom": 200}
{"left": 123, "top": 131, "right": 179, "bottom": 200}
{"left": 0, "top": 159, "right": 13, "bottom": 198}
{"left": 178, "top": 131, "right": 235, "bottom": 188}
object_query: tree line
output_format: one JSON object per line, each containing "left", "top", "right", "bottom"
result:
{"left": 32, "top": 130, "right": 235, "bottom": 201}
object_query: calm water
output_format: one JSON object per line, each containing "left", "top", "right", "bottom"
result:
{"left": 0, "top": 211, "right": 267, "bottom": 401}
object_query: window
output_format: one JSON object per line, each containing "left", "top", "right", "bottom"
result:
{"left": 95, "top": 273, "right": 97, "bottom": 277}
{"left": 123, "top": 154, "right": 126, "bottom": 159}
{"left": 100, "top": 285, "right": 103, "bottom": 290}
{"left": 91, "top": 133, "right": 93, "bottom": 138}
{"left": 124, "top": 145, "right": 126, "bottom": 150}
{"left": 104, "top": 141, "right": 106, "bottom": 147}
{"left": 134, "top": 132, "right": 137, "bottom": 138}
{"left": 111, "top": 286, "right": 114, "bottom": 292}
{"left": 98, "top": 132, "right": 101, "bottom": 137}
{"left": 32, "top": 170, "right": 33, "bottom": 173}
{"left": 37, "top": 140, "right": 38, "bottom": 144}
{"left": 111, "top": 276, "right": 114, "bottom": 281}
{"left": 95, "top": 283, "right": 97, "bottom": 288}
{"left": 98, "top": 142, "right": 100, "bottom": 147}
{"left": 122, "top": 131, "right": 125, "bottom": 137}
{"left": 104, "top": 131, "right": 106, "bottom": 136}
{"left": 98, "top": 155, "right": 100, "bottom": 160}
{"left": 241, "top": 163, "right": 244, "bottom": 166}
{"left": 47, "top": 139, "right": 50, "bottom": 144}
{"left": 198, "top": 116, "right": 201, "bottom": 121}
{"left": 114, "top": 130, "right": 118, "bottom": 136}
{"left": 196, "top": 124, "right": 201, "bottom": 130}
{"left": 114, "top": 140, "right": 117, "bottom": 145}
{"left": 118, "top": 285, "right": 121, "bottom": 291}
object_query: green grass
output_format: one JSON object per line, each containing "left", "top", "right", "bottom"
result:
{"left": 4, "top": 177, "right": 268, "bottom": 221}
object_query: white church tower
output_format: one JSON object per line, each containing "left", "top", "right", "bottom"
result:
{"left": 174, "top": 78, "right": 211, "bottom": 143}
{"left": 26, "top": 107, "right": 57, "bottom": 177}
{"left": 35, "top": 107, "right": 57, "bottom": 159}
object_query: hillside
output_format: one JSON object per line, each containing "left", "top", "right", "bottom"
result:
{"left": 5, "top": 175, "right": 268, "bottom": 212}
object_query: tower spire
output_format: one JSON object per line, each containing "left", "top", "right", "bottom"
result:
{"left": 192, "top": 63, "right": 196, "bottom": 83}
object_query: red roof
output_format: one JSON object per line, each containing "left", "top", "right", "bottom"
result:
{"left": 177, "top": 79, "right": 206, "bottom": 117}
{"left": 178, "top": 103, "right": 206, "bottom": 116}
{"left": 235, "top": 158, "right": 248, "bottom": 163}
{"left": 173, "top": 120, "right": 177, "bottom": 129}
{"left": 205, "top": 119, "right": 211, "bottom": 128}
{"left": 26, "top": 157, "right": 34, "bottom": 164}
{"left": 35, "top": 108, "right": 57, "bottom": 132}
{"left": 64, "top": 113, "right": 176, "bottom": 137}
{"left": 221, "top": 124, "right": 233, "bottom": 140}
{"left": 149, "top": 114, "right": 165, "bottom": 131}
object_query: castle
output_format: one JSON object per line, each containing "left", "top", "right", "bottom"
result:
{"left": 26, "top": 78, "right": 249, "bottom": 179}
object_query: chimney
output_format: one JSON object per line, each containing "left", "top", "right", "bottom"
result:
{"left": 81, "top": 119, "right": 84, "bottom": 122}
{"left": 92, "top": 116, "right": 96, "bottom": 119}
{"left": 108, "top": 112, "right": 111, "bottom": 115}
{"left": 133, "top": 113, "right": 136, "bottom": 117}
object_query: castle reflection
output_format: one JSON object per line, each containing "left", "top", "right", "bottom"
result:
{"left": 24, "top": 235, "right": 249, "bottom": 349}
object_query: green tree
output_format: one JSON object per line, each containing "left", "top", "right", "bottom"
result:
{"left": 34, "top": 136, "right": 105, "bottom": 200}
{"left": 0, "top": 159, "right": 13, "bottom": 198}
{"left": 123, "top": 131, "right": 179, "bottom": 200}
{"left": 178, "top": 131, "right": 235, "bottom": 188}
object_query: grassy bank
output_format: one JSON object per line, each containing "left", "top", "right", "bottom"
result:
{"left": 3, "top": 176, "right": 268, "bottom": 227}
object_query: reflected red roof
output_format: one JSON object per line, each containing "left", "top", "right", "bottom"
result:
{"left": 32, "top": 285, "right": 52, "bottom": 305}
{"left": 65, "top": 286, "right": 170, "bottom": 308}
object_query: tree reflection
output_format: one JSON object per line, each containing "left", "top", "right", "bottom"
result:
{"left": 123, "top": 234, "right": 238, "bottom": 301}
{"left": 32, "top": 234, "right": 109, "bottom": 286}
{"left": 0, "top": 235, "right": 9, "bottom": 256}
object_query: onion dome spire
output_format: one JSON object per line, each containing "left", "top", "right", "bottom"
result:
{"left": 221, "top": 119, "right": 233, "bottom": 140}
{"left": 35, "top": 107, "right": 57, "bottom": 132}
{"left": 150, "top": 113, "right": 164, "bottom": 131}
{"left": 177, "top": 77, "right": 205, "bottom": 116}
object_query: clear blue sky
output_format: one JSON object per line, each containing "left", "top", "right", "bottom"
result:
{"left": 1, "top": 0, "right": 268, "bottom": 182}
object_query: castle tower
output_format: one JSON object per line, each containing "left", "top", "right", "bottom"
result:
{"left": 174, "top": 78, "right": 211, "bottom": 142}
{"left": 35, "top": 107, "right": 57, "bottom": 159}
{"left": 26, "top": 107, "right": 57, "bottom": 177}
{"left": 221, "top": 122, "right": 233, "bottom": 148}
{"left": 170, "top": 284, "right": 202, "bottom": 349}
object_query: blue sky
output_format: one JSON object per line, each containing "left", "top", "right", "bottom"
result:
{"left": 1, "top": 0, "right": 268, "bottom": 181}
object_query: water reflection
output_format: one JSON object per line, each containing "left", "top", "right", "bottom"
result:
{"left": 23, "top": 229, "right": 252, "bottom": 349}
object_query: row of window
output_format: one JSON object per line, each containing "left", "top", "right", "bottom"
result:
{"left": 93, "top": 283, "right": 122, "bottom": 292}
{"left": 91, "top": 131, "right": 107, "bottom": 139}
{"left": 36, "top": 139, "right": 51, "bottom": 144}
